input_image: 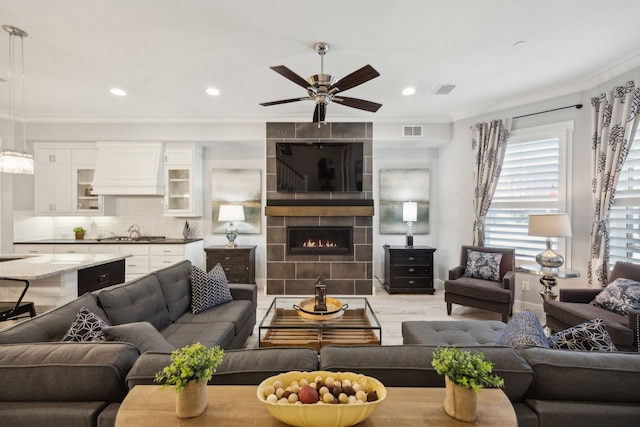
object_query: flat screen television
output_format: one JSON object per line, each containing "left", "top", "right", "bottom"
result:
{"left": 276, "top": 142, "right": 363, "bottom": 192}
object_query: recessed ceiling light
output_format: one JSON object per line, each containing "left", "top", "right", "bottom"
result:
{"left": 110, "top": 88, "right": 127, "bottom": 97}
{"left": 206, "top": 87, "right": 220, "bottom": 96}
{"left": 402, "top": 87, "right": 416, "bottom": 96}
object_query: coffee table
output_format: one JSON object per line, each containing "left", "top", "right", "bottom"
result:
{"left": 115, "top": 385, "right": 517, "bottom": 426}
{"left": 259, "top": 297, "right": 381, "bottom": 350}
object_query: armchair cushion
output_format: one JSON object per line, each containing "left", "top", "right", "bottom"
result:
{"left": 590, "top": 278, "right": 640, "bottom": 315}
{"left": 548, "top": 318, "right": 617, "bottom": 352}
{"left": 464, "top": 250, "right": 503, "bottom": 282}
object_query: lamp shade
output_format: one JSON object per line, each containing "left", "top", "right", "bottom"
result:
{"left": 402, "top": 201, "right": 418, "bottom": 222}
{"left": 218, "top": 204, "right": 245, "bottom": 222}
{"left": 528, "top": 213, "right": 572, "bottom": 237}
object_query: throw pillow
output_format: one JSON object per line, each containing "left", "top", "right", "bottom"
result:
{"left": 191, "top": 264, "right": 233, "bottom": 314}
{"left": 590, "top": 278, "right": 640, "bottom": 315}
{"left": 61, "top": 307, "right": 109, "bottom": 342}
{"left": 102, "top": 322, "right": 176, "bottom": 353}
{"left": 494, "top": 310, "right": 550, "bottom": 348}
{"left": 464, "top": 250, "right": 503, "bottom": 282}
{"left": 548, "top": 318, "right": 618, "bottom": 352}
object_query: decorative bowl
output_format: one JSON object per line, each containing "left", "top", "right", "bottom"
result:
{"left": 293, "top": 297, "right": 348, "bottom": 320}
{"left": 257, "top": 371, "right": 386, "bottom": 427}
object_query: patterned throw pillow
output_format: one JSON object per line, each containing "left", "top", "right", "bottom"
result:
{"left": 464, "top": 250, "right": 503, "bottom": 282}
{"left": 494, "top": 310, "right": 550, "bottom": 348}
{"left": 61, "top": 307, "right": 109, "bottom": 342}
{"left": 590, "top": 278, "right": 640, "bottom": 315}
{"left": 191, "top": 264, "right": 233, "bottom": 314}
{"left": 548, "top": 318, "right": 618, "bottom": 352}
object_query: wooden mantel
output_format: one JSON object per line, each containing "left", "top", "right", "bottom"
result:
{"left": 265, "top": 199, "right": 374, "bottom": 217}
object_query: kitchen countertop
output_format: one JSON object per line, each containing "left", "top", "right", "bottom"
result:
{"left": 0, "top": 253, "right": 130, "bottom": 280}
{"left": 15, "top": 238, "right": 203, "bottom": 244}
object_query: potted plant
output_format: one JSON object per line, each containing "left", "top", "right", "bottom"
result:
{"left": 431, "top": 347, "right": 504, "bottom": 422}
{"left": 73, "top": 226, "right": 86, "bottom": 240}
{"left": 155, "top": 342, "right": 224, "bottom": 418}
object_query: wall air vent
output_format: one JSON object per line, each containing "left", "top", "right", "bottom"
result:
{"left": 403, "top": 125, "right": 423, "bottom": 137}
{"left": 432, "top": 84, "right": 456, "bottom": 95}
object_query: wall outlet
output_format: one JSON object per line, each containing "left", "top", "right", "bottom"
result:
{"left": 522, "top": 281, "right": 530, "bottom": 291}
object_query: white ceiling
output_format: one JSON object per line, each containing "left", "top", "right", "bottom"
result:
{"left": 1, "top": 0, "right": 639, "bottom": 124}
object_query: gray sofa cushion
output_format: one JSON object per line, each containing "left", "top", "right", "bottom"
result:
{"left": 519, "top": 346, "right": 640, "bottom": 403}
{"left": 97, "top": 274, "right": 172, "bottom": 331}
{"left": 154, "top": 260, "right": 192, "bottom": 322}
{"left": 402, "top": 320, "right": 506, "bottom": 346}
{"left": 0, "top": 293, "right": 108, "bottom": 344}
{"left": 161, "top": 321, "right": 235, "bottom": 349}
{"left": 102, "top": 322, "right": 176, "bottom": 353}
{"left": 0, "top": 342, "right": 139, "bottom": 402}
{"left": 174, "top": 300, "right": 253, "bottom": 336}
{"left": 524, "top": 399, "right": 640, "bottom": 427}
{"left": 0, "top": 401, "right": 109, "bottom": 427}
{"left": 320, "top": 344, "right": 534, "bottom": 403}
{"left": 126, "top": 347, "right": 319, "bottom": 389}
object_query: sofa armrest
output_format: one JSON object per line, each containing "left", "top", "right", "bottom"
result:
{"left": 0, "top": 342, "right": 139, "bottom": 402}
{"left": 449, "top": 265, "right": 465, "bottom": 280}
{"left": 559, "top": 288, "right": 600, "bottom": 303}
{"left": 627, "top": 309, "right": 640, "bottom": 334}
{"left": 502, "top": 270, "right": 515, "bottom": 290}
{"left": 229, "top": 283, "right": 257, "bottom": 304}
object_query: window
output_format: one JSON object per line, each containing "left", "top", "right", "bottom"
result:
{"left": 609, "top": 128, "right": 640, "bottom": 265}
{"left": 484, "top": 122, "right": 573, "bottom": 262}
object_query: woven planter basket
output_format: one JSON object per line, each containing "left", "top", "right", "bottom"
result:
{"left": 444, "top": 376, "right": 478, "bottom": 422}
{"left": 176, "top": 380, "right": 208, "bottom": 418}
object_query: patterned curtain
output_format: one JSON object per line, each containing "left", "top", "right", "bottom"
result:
{"left": 589, "top": 81, "right": 640, "bottom": 286}
{"left": 471, "top": 119, "right": 512, "bottom": 246}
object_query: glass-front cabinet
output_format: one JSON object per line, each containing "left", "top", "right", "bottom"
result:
{"left": 163, "top": 143, "right": 203, "bottom": 217}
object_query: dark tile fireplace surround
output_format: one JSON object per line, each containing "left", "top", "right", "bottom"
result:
{"left": 266, "top": 122, "right": 374, "bottom": 295}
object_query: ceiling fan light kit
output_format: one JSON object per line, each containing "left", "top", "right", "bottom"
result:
{"left": 260, "top": 42, "right": 382, "bottom": 123}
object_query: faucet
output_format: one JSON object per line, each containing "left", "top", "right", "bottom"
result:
{"left": 128, "top": 224, "right": 141, "bottom": 240}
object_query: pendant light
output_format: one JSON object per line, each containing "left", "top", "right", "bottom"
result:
{"left": 0, "top": 25, "right": 33, "bottom": 174}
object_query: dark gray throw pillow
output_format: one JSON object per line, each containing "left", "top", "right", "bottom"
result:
{"left": 61, "top": 307, "right": 109, "bottom": 342}
{"left": 494, "top": 310, "right": 550, "bottom": 348}
{"left": 548, "top": 318, "right": 618, "bottom": 352}
{"left": 102, "top": 321, "right": 175, "bottom": 353}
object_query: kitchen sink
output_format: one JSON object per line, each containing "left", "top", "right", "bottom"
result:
{"left": 97, "top": 236, "right": 166, "bottom": 242}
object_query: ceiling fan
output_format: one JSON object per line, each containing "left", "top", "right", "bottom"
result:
{"left": 260, "top": 42, "right": 382, "bottom": 123}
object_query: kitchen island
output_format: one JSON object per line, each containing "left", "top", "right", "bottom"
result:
{"left": 0, "top": 253, "right": 129, "bottom": 314}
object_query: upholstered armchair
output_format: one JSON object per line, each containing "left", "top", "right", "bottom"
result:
{"left": 445, "top": 245, "right": 516, "bottom": 323}
{"left": 544, "top": 261, "right": 640, "bottom": 352}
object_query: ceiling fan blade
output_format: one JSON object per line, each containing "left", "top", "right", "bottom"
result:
{"left": 270, "top": 65, "right": 311, "bottom": 90}
{"left": 333, "top": 96, "right": 382, "bottom": 112}
{"left": 313, "top": 103, "right": 326, "bottom": 123}
{"left": 329, "top": 65, "right": 380, "bottom": 93}
{"left": 260, "top": 97, "right": 309, "bottom": 107}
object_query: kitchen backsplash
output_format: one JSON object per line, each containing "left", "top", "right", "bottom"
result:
{"left": 14, "top": 196, "right": 204, "bottom": 241}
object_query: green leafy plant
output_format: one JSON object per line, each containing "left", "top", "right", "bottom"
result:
{"left": 154, "top": 342, "right": 224, "bottom": 392}
{"left": 73, "top": 226, "right": 86, "bottom": 234}
{"left": 431, "top": 347, "right": 504, "bottom": 393}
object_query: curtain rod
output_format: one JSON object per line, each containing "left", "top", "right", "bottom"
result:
{"left": 512, "top": 103, "right": 583, "bottom": 120}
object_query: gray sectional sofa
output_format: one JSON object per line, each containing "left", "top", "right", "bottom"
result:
{"left": 1, "top": 261, "right": 639, "bottom": 427}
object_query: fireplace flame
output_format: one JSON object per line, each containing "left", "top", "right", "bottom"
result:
{"left": 302, "top": 239, "right": 338, "bottom": 248}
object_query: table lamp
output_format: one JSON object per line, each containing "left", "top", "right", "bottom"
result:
{"left": 218, "top": 204, "right": 245, "bottom": 248}
{"left": 528, "top": 213, "right": 572, "bottom": 268}
{"left": 403, "top": 201, "right": 418, "bottom": 248}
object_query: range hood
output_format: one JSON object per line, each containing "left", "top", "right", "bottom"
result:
{"left": 92, "top": 141, "right": 165, "bottom": 195}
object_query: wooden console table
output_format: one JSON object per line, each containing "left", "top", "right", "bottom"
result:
{"left": 116, "top": 385, "right": 516, "bottom": 426}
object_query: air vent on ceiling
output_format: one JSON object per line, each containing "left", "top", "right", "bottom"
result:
{"left": 403, "top": 125, "right": 423, "bottom": 137}
{"left": 432, "top": 84, "right": 456, "bottom": 95}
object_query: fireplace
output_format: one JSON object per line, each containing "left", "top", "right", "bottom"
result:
{"left": 287, "top": 226, "right": 353, "bottom": 255}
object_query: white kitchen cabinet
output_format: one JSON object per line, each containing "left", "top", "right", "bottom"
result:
{"left": 163, "top": 144, "right": 203, "bottom": 217}
{"left": 71, "top": 148, "right": 116, "bottom": 215}
{"left": 34, "top": 146, "right": 72, "bottom": 214}
{"left": 14, "top": 244, "right": 55, "bottom": 254}
{"left": 54, "top": 245, "right": 92, "bottom": 254}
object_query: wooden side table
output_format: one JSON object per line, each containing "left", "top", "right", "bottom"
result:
{"left": 383, "top": 245, "right": 436, "bottom": 294}
{"left": 204, "top": 245, "right": 256, "bottom": 284}
{"left": 116, "top": 385, "right": 517, "bottom": 427}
